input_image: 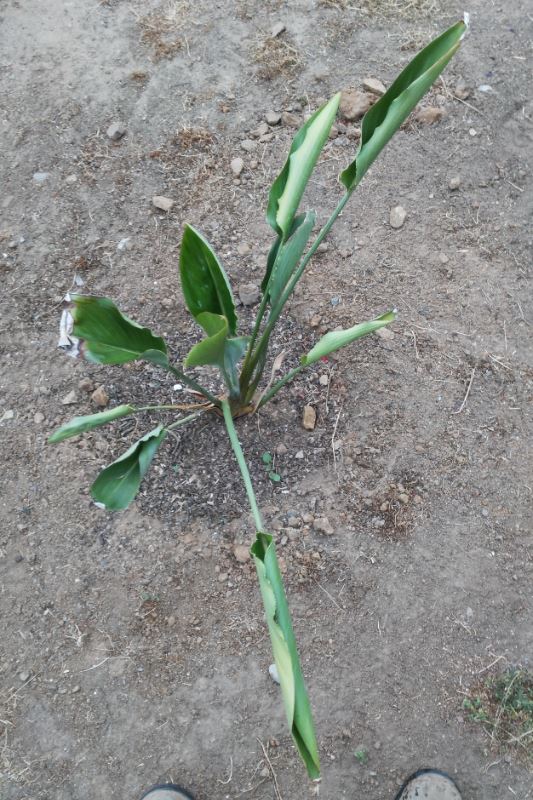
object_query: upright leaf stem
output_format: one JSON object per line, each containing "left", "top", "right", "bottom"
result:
{"left": 256, "top": 364, "right": 305, "bottom": 410}
{"left": 221, "top": 399, "right": 263, "bottom": 530}
{"left": 247, "top": 192, "right": 351, "bottom": 385}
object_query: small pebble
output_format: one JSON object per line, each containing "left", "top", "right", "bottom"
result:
{"left": 269, "top": 662, "right": 280, "bottom": 684}
{"left": 61, "top": 390, "right": 77, "bottom": 405}
{"left": 389, "top": 205, "right": 406, "bottom": 229}
{"left": 33, "top": 172, "right": 50, "bottom": 184}
{"left": 265, "top": 110, "right": 281, "bottom": 125}
{"left": 448, "top": 175, "right": 461, "bottom": 190}
{"left": 295, "top": 450, "right": 304, "bottom": 459}
{"left": 237, "top": 242, "right": 251, "bottom": 256}
{"left": 240, "top": 139, "right": 256, "bottom": 153}
{"left": 398, "top": 493, "right": 409, "bottom": 505}
{"left": 34, "top": 412, "right": 45, "bottom": 424}
{"left": 319, "top": 374, "right": 329, "bottom": 386}
{"left": 363, "top": 77, "right": 386, "bottom": 96}
{"left": 238, "top": 282, "right": 260, "bottom": 306}
{"left": 271, "top": 22, "right": 286, "bottom": 37}
{"left": 152, "top": 196, "right": 174, "bottom": 212}
{"left": 230, "top": 157, "right": 244, "bottom": 176}
{"left": 314, "top": 516, "right": 334, "bottom": 535}
{"left": 276, "top": 443, "right": 288, "bottom": 455}
{"left": 376, "top": 327, "right": 395, "bottom": 340}
{"left": 106, "top": 122, "right": 126, "bottom": 141}
{"left": 19, "top": 671, "right": 30, "bottom": 682}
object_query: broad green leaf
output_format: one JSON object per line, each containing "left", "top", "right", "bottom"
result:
{"left": 179, "top": 224, "right": 237, "bottom": 335}
{"left": 185, "top": 312, "right": 249, "bottom": 395}
{"left": 265, "top": 211, "right": 316, "bottom": 307}
{"left": 340, "top": 19, "right": 467, "bottom": 192}
{"left": 71, "top": 295, "right": 168, "bottom": 366}
{"left": 252, "top": 532, "right": 320, "bottom": 780}
{"left": 302, "top": 310, "right": 397, "bottom": 365}
{"left": 91, "top": 426, "right": 167, "bottom": 510}
{"left": 48, "top": 405, "right": 135, "bottom": 443}
{"left": 267, "top": 93, "right": 340, "bottom": 241}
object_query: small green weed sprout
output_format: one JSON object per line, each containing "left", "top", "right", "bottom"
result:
{"left": 51, "top": 20, "right": 467, "bottom": 781}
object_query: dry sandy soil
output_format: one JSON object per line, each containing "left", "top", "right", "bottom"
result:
{"left": 1, "top": 1, "right": 532, "bottom": 799}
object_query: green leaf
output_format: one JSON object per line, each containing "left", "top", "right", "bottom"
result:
{"left": 267, "top": 93, "right": 340, "bottom": 241}
{"left": 71, "top": 295, "right": 168, "bottom": 366}
{"left": 179, "top": 224, "right": 237, "bottom": 335}
{"left": 48, "top": 404, "right": 135, "bottom": 443}
{"left": 340, "top": 19, "right": 467, "bottom": 192}
{"left": 262, "top": 451, "right": 273, "bottom": 465}
{"left": 185, "top": 312, "right": 249, "bottom": 395}
{"left": 91, "top": 426, "right": 167, "bottom": 510}
{"left": 268, "top": 471, "right": 281, "bottom": 483}
{"left": 302, "top": 310, "right": 397, "bottom": 365}
{"left": 251, "top": 532, "right": 320, "bottom": 780}
{"left": 265, "top": 211, "right": 316, "bottom": 307}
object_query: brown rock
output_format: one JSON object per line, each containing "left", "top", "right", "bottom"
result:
{"left": 78, "top": 377, "right": 95, "bottom": 393}
{"left": 281, "top": 111, "right": 300, "bottom": 128}
{"left": 314, "top": 516, "right": 334, "bottom": 535}
{"left": 302, "top": 404, "right": 316, "bottom": 430}
{"left": 233, "top": 544, "right": 250, "bottom": 563}
{"left": 339, "top": 89, "right": 374, "bottom": 121}
{"left": 91, "top": 385, "right": 109, "bottom": 408}
{"left": 414, "top": 106, "right": 446, "bottom": 125}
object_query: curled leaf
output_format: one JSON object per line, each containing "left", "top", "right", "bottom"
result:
{"left": 91, "top": 426, "right": 167, "bottom": 510}
{"left": 71, "top": 295, "right": 168, "bottom": 366}
{"left": 252, "top": 532, "right": 320, "bottom": 780}
{"left": 340, "top": 20, "right": 467, "bottom": 192}
{"left": 48, "top": 405, "right": 135, "bottom": 443}
{"left": 302, "top": 310, "right": 397, "bottom": 365}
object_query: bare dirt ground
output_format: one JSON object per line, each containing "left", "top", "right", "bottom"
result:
{"left": 1, "top": 1, "right": 532, "bottom": 799}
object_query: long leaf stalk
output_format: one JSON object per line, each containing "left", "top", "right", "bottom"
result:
{"left": 221, "top": 399, "right": 321, "bottom": 780}
{"left": 222, "top": 399, "right": 263, "bottom": 529}
{"left": 168, "top": 364, "right": 221, "bottom": 407}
